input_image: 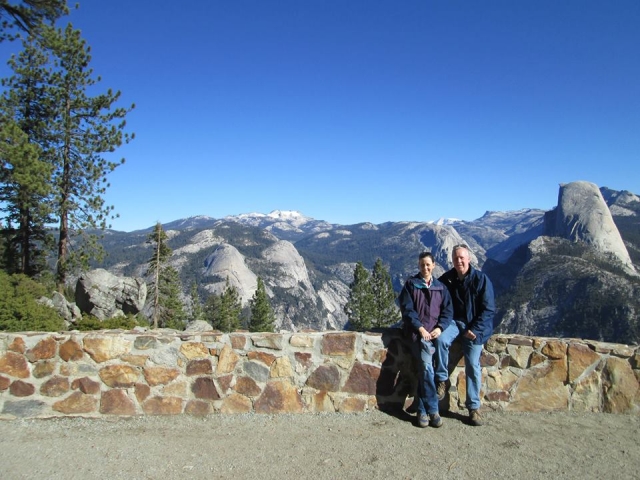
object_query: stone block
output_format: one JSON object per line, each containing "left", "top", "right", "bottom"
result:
{"left": 248, "top": 351, "right": 276, "bottom": 366}
{"left": 53, "top": 392, "right": 97, "bottom": 414}
{"left": 143, "top": 366, "right": 180, "bottom": 386}
{"left": 220, "top": 393, "right": 252, "bottom": 414}
{"left": 602, "top": 356, "right": 639, "bottom": 414}
{"left": 71, "top": 377, "right": 101, "bottom": 395}
{"left": 10, "top": 380, "right": 35, "bottom": 397}
{"left": 26, "top": 337, "right": 56, "bottom": 362}
{"left": 100, "top": 389, "right": 136, "bottom": 415}
{"left": 180, "top": 342, "right": 209, "bottom": 360}
{"left": 0, "top": 352, "right": 30, "bottom": 378}
{"left": 306, "top": 365, "right": 341, "bottom": 392}
{"left": 191, "top": 377, "right": 220, "bottom": 400}
{"left": 142, "top": 396, "right": 183, "bottom": 415}
{"left": 186, "top": 359, "right": 212, "bottom": 376}
{"left": 321, "top": 333, "right": 356, "bottom": 356}
{"left": 99, "top": 364, "right": 140, "bottom": 388}
{"left": 254, "top": 380, "right": 303, "bottom": 413}
{"left": 342, "top": 362, "right": 380, "bottom": 396}
{"left": 40, "top": 376, "right": 70, "bottom": 397}
{"left": 59, "top": 339, "right": 84, "bottom": 362}
{"left": 234, "top": 376, "right": 261, "bottom": 396}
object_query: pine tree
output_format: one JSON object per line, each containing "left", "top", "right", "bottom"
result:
{"left": 205, "top": 277, "right": 242, "bottom": 332}
{"left": 156, "top": 265, "right": 186, "bottom": 330}
{"left": 0, "top": 0, "right": 68, "bottom": 42}
{"left": 371, "top": 258, "right": 400, "bottom": 328}
{"left": 44, "top": 23, "right": 134, "bottom": 291}
{"left": 146, "top": 222, "right": 178, "bottom": 329}
{"left": 0, "top": 121, "right": 52, "bottom": 275}
{"left": 344, "top": 261, "right": 375, "bottom": 331}
{"left": 248, "top": 277, "right": 275, "bottom": 332}
{"left": 188, "top": 281, "right": 204, "bottom": 322}
{"left": 0, "top": 34, "right": 57, "bottom": 276}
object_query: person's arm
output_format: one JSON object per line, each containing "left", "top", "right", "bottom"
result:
{"left": 399, "top": 282, "right": 431, "bottom": 340}
{"left": 467, "top": 274, "right": 495, "bottom": 342}
{"left": 398, "top": 282, "right": 422, "bottom": 332}
{"left": 431, "top": 287, "right": 453, "bottom": 339}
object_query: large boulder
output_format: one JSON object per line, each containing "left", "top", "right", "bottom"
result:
{"left": 75, "top": 269, "right": 147, "bottom": 320}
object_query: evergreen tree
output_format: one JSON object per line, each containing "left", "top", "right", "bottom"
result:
{"left": 188, "top": 280, "right": 204, "bottom": 322}
{"left": 344, "top": 261, "right": 375, "bottom": 331}
{"left": 44, "top": 23, "right": 134, "bottom": 291}
{"left": 146, "top": 222, "right": 178, "bottom": 329}
{"left": 248, "top": 276, "right": 275, "bottom": 332}
{"left": 371, "top": 258, "right": 400, "bottom": 328}
{"left": 155, "top": 265, "right": 186, "bottom": 330}
{"left": 0, "top": 0, "right": 68, "bottom": 42}
{"left": 0, "top": 34, "right": 57, "bottom": 276}
{"left": 0, "top": 121, "right": 52, "bottom": 275}
{"left": 205, "top": 277, "right": 241, "bottom": 332}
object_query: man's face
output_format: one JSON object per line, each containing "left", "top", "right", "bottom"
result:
{"left": 418, "top": 256, "right": 435, "bottom": 281}
{"left": 452, "top": 247, "right": 470, "bottom": 277}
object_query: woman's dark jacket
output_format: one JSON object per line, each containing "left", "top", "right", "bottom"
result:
{"left": 399, "top": 274, "right": 453, "bottom": 342}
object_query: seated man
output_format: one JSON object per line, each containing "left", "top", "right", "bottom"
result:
{"left": 434, "top": 244, "right": 495, "bottom": 426}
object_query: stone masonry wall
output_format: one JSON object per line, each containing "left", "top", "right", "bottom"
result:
{"left": 1, "top": 328, "right": 639, "bottom": 418}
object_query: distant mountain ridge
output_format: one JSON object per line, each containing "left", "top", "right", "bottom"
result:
{"left": 96, "top": 182, "right": 640, "bottom": 343}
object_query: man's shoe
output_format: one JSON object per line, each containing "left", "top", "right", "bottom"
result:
{"left": 429, "top": 414, "right": 443, "bottom": 428}
{"left": 436, "top": 381, "right": 449, "bottom": 400}
{"left": 469, "top": 409, "right": 483, "bottom": 426}
{"left": 418, "top": 414, "right": 429, "bottom": 428}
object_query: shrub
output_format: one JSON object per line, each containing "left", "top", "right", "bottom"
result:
{"left": 0, "top": 271, "right": 66, "bottom": 332}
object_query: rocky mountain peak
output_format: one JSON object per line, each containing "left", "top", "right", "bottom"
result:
{"left": 550, "top": 181, "right": 636, "bottom": 274}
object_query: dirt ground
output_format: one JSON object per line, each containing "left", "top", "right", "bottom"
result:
{"left": 1, "top": 410, "right": 639, "bottom": 479}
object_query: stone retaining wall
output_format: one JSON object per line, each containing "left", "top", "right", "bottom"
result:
{"left": 1, "top": 329, "right": 638, "bottom": 418}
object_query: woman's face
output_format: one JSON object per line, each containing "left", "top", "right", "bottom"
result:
{"left": 418, "top": 256, "right": 435, "bottom": 281}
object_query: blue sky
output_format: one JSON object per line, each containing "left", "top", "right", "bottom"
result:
{"left": 2, "top": 1, "right": 639, "bottom": 231}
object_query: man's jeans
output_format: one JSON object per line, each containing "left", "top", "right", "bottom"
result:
{"left": 411, "top": 339, "right": 439, "bottom": 415}
{"left": 434, "top": 322, "right": 484, "bottom": 411}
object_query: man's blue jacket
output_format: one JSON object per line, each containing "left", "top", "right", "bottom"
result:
{"left": 438, "top": 266, "right": 496, "bottom": 345}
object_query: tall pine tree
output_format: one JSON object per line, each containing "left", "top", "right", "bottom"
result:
{"left": 248, "top": 277, "right": 275, "bottom": 332}
{"left": 344, "top": 261, "right": 375, "bottom": 331}
{"left": 0, "top": 121, "right": 52, "bottom": 275}
{"left": 188, "top": 281, "right": 204, "bottom": 322}
{"left": 371, "top": 258, "right": 400, "bottom": 328}
{"left": 146, "top": 222, "right": 185, "bottom": 329}
{"left": 44, "top": 23, "right": 134, "bottom": 290}
{"left": 0, "top": 33, "right": 56, "bottom": 276}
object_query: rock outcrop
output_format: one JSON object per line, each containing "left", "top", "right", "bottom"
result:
{"left": 548, "top": 181, "right": 635, "bottom": 273}
{"left": 201, "top": 243, "right": 258, "bottom": 304}
{"left": 38, "top": 292, "right": 82, "bottom": 324}
{"left": 75, "top": 269, "right": 147, "bottom": 320}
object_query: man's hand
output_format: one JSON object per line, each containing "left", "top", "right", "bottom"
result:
{"left": 429, "top": 327, "right": 442, "bottom": 340}
{"left": 463, "top": 330, "right": 477, "bottom": 340}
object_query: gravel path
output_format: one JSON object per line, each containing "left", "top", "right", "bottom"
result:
{"left": 1, "top": 410, "right": 639, "bottom": 479}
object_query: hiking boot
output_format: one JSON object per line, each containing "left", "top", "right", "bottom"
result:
{"left": 418, "top": 414, "right": 429, "bottom": 428}
{"left": 436, "top": 380, "right": 449, "bottom": 400}
{"left": 469, "top": 409, "right": 483, "bottom": 426}
{"left": 429, "top": 413, "right": 443, "bottom": 428}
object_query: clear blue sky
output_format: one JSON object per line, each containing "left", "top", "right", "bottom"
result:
{"left": 2, "top": 1, "right": 639, "bottom": 231}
